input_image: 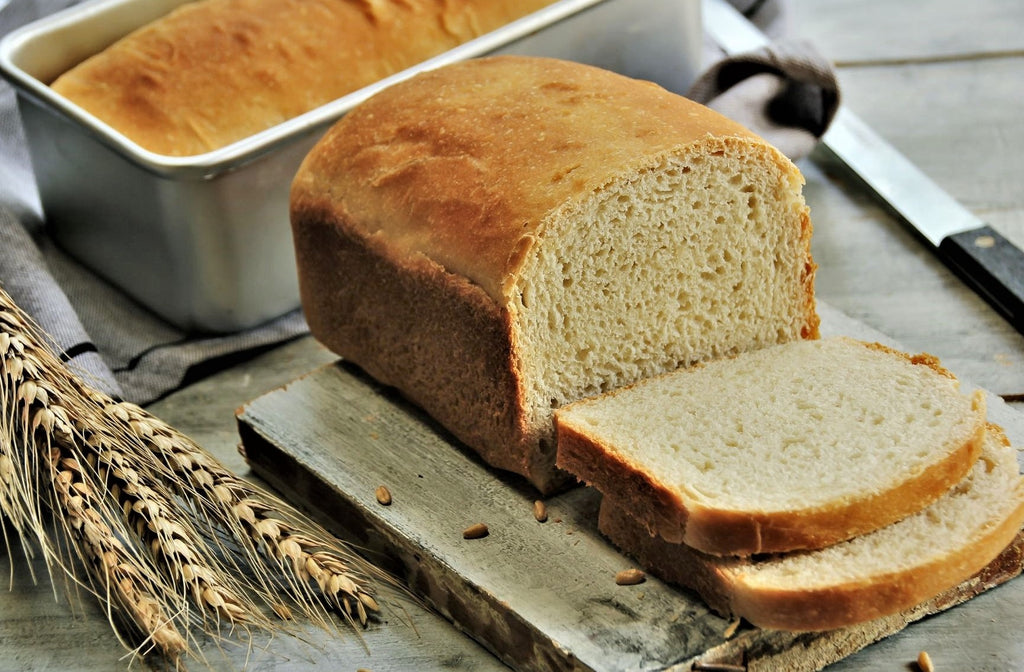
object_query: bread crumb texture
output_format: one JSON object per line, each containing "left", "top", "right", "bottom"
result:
{"left": 514, "top": 140, "right": 814, "bottom": 438}
{"left": 598, "top": 425, "right": 1024, "bottom": 630}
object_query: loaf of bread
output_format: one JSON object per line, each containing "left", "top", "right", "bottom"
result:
{"left": 555, "top": 337, "right": 986, "bottom": 554}
{"left": 50, "top": 0, "right": 555, "bottom": 156}
{"left": 291, "top": 56, "right": 819, "bottom": 493}
{"left": 598, "top": 424, "right": 1024, "bottom": 631}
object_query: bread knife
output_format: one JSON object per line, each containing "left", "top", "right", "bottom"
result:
{"left": 703, "top": 0, "right": 1024, "bottom": 335}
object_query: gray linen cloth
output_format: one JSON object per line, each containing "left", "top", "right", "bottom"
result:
{"left": 0, "top": 0, "right": 838, "bottom": 405}
{"left": 689, "top": 0, "right": 840, "bottom": 160}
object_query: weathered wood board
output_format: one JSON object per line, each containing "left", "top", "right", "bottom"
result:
{"left": 236, "top": 302, "right": 1024, "bottom": 672}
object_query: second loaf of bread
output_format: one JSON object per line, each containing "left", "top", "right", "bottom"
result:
{"left": 291, "top": 56, "right": 819, "bottom": 493}
{"left": 50, "top": 0, "right": 555, "bottom": 156}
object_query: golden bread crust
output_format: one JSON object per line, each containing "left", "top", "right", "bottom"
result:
{"left": 600, "top": 496, "right": 1024, "bottom": 632}
{"left": 293, "top": 56, "right": 772, "bottom": 302}
{"left": 50, "top": 0, "right": 555, "bottom": 155}
{"left": 291, "top": 196, "right": 569, "bottom": 491}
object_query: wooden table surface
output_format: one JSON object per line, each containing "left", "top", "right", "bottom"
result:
{"left": 2, "top": 0, "right": 1022, "bottom": 670}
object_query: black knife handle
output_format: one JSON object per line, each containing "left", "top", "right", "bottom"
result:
{"left": 939, "top": 225, "right": 1024, "bottom": 333}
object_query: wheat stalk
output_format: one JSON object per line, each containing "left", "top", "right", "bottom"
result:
{"left": 1, "top": 331, "right": 188, "bottom": 657}
{"left": 46, "top": 444, "right": 189, "bottom": 658}
{"left": 0, "top": 287, "right": 395, "bottom": 663}
{"left": 76, "top": 420, "right": 266, "bottom": 629}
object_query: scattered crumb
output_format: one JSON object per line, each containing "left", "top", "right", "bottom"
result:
{"left": 917, "top": 650, "right": 934, "bottom": 672}
{"left": 463, "top": 522, "right": 489, "bottom": 539}
{"left": 615, "top": 568, "right": 646, "bottom": 586}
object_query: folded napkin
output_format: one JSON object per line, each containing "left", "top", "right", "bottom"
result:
{"left": 690, "top": 0, "right": 840, "bottom": 160}
{"left": 0, "top": 0, "right": 839, "bottom": 405}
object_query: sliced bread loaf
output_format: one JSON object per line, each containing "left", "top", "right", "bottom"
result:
{"left": 598, "top": 424, "right": 1024, "bottom": 631}
{"left": 555, "top": 336, "right": 986, "bottom": 555}
{"left": 292, "top": 56, "right": 818, "bottom": 493}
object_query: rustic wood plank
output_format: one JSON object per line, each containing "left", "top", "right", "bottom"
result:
{"left": 236, "top": 302, "right": 1024, "bottom": 672}
{"left": 239, "top": 370, "right": 724, "bottom": 672}
{"left": 820, "top": 57, "right": 1024, "bottom": 245}
{"left": 791, "top": 0, "right": 1024, "bottom": 65}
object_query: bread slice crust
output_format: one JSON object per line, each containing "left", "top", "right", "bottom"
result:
{"left": 556, "top": 337, "right": 987, "bottom": 554}
{"left": 597, "top": 424, "right": 1024, "bottom": 631}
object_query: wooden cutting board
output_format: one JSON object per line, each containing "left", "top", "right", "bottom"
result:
{"left": 236, "top": 302, "right": 1024, "bottom": 672}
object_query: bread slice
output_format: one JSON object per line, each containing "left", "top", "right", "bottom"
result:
{"left": 598, "top": 424, "right": 1024, "bottom": 631}
{"left": 292, "top": 56, "right": 818, "bottom": 493}
{"left": 555, "top": 337, "right": 986, "bottom": 554}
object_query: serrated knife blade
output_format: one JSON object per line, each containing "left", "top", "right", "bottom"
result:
{"left": 703, "top": 0, "right": 1024, "bottom": 334}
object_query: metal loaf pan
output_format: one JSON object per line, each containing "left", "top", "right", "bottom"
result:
{"left": 0, "top": 0, "right": 703, "bottom": 332}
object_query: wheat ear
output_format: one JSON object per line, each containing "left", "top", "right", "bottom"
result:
{"left": 102, "top": 399, "right": 386, "bottom": 627}
{"left": 1, "top": 286, "right": 397, "bottom": 662}
{"left": 0, "top": 323, "right": 187, "bottom": 657}
{"left": 46, "top": 443, "right": 189, "bottom": 658}
{"left": 2, "top": 298, "right": 272, "bottom": 625}
{"left": 76, "top": 421, "right": 268, "bottom": 629}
